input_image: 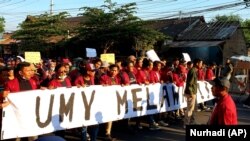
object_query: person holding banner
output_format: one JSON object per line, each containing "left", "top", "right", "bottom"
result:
{"left": 48, "top": 64, "right": 71, "bottom": 89}
{"left": 184, "top": 58, "right": 203, "bottom": 128}
{"left": 151, "top": 61, "right": 169, "bottom": 127}
{"left": 135, "top": 58, "right": 161, "bottom": 130}
{"left": 74, "top": 63, "right": 99, "bottom": 141}
{"left": 47, "top": 64, "right": 72, "bottom": 139}
{"left": 92, "top": 58, "right": 102, "bottom": 71}
{"left": 99, "top": 64, "right": 120, "bottom": 141}
{"left": 94, "top": 61, "right": 109, "bottom": 85}
{"left": 2, "top": 62, "right": 38, "bottom": 141}
{"left": 172, "top": 65, "right": 186, "bottom": 119}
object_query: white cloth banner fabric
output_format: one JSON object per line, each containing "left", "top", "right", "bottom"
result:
{"left": 1, "top": 81, "right": 214, "bottom": 140}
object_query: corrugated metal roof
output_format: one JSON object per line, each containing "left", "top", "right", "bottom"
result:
{"left": 146, "top": 16, "right": 205, "bottom": 38}
{"left": 177, "top": 21, "right": 239, "bottom": 41}
{"left": 167, "top": 41, "right": 225, "bottom": 48}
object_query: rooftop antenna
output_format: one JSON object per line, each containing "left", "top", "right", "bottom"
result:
{"left": 179, "top": 11, "right": 182, "bottom": 20}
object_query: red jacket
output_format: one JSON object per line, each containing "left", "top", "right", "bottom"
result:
{"left": 160, "top": 67, "right": 173, "bottom": 83}
{"left": 210, "top": 94, "right": 238, "bottom": 125}
{"left": 4, "top": 78, "right": 37, "bottom": 92}
{"left": 136, "top": 69, "right": 147, "bottom": 84}
{"left": 48, "top": 77, "right": 71, "bottom": 88}
{"left": 99, "top": 74, "right": 120, "bottom": 85}
{"left": 118, "top": 71, "right": 130, "bottom": 85}
{"left": 172, "top": 72, "right": 186, "bottom": 87}
{"left": 150, "top": 70, "right": 161, "bottom": 83}
{"left": 197, "top": 68, "right": 205, "bottom": 81}
{"left": 205, "top": 68, "right": 215, "bottom": 80}
{"left": 74, "top": 76, "right": 95, "bottom": 86}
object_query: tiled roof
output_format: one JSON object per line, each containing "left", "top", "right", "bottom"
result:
{"left": 64, "top": 16, "right": 87, "bottom": 30}
{"left": 0, "top": 33, "right": 16, "bottom": 45}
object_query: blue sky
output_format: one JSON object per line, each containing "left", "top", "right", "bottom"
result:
{"left": 0, "top": 0, "right": 250, "bottom": 32}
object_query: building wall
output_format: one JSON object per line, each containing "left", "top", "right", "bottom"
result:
{"left": 223, "top": 29, "right": 247, "bottom": 64}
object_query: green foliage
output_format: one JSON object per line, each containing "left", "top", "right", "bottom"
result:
{"left": 12, "top": 12, "right": 69, "bottom": 51}
{"left": 210, "top": 14, "right": 243, "bottom": 22}
{"left": 0, "top": 17, "right": 5, "bottom": 33}
{"left": 242, "top": 19, "right": 250, "bottom": 44}
{"left": 77, "top": 0, "right": 166, "bottom": 54}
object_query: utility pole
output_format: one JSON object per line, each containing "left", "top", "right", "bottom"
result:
{"left": 50, "top": 0, "right": 54, "bottom": 15}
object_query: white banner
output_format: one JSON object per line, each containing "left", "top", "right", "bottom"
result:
{"left": 1, "top": 81, "right": 213, "bottom": 140}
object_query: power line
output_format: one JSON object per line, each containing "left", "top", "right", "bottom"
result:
{"left": 5, "top": 0, "right": 38, "bottom": 11}
{"left": 0, "top": 0, "right": 25, "bottom": 9}
{"left": 156, "top": 0, "right": 250, "bottom": 19}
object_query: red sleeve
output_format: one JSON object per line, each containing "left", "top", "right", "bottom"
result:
{"left": 30, "top": 79, "right": 38, "bottom": 89}
{"left": 4, "top": 81, "right": 11, "bottom": 91}
{"left": 121, "top": 72, "right": 130, "bottom": 85}
{"left": 149, "top": 71, "right": 157, "bottom": 83}
{"left": 172, "top": 73, "right": 179, "bottom": 85}
{"left": 219, "top": 105, "right": 238, "bottom": 125}
{"left": 136, "top": 70, "right": 146, "bottom": 84}
{"left": 197, "top": 69, "right": 205, "bottom": 80}
{"left": 65, "top": 78, "right": 72, "bottom": 87}
{"left": 48, "top": 79, "right": 59, "bottom": 88}
{"left": 74, "top": 76, "right": 84, "bottom": 86}
{"left": 100, "top": 75, "right": 109, "bottom": 85}
{"left": 4, "top": 79, "right": 19, "bottom": 92}
{"left": 205, "top": 69, "right": 214, "bottom": 80}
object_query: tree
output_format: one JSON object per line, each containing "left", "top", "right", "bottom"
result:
{"left": 77, "top": 0, "right": 166, "bottom": 55}
{"left": 242, "top": 19, "right": 250, "bottom": 45}
{"left": 210, "top": 14, "right": 243, "bottom": 22}
{"left": 12, "top": 12, "right": 70, "bottom": 51}
{"left": 0, "top": 17, "right": 5, "bottom": 33}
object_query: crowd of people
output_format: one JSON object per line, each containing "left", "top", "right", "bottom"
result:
{"left": 0, "top": 55, "right": 241, "bottom": 141}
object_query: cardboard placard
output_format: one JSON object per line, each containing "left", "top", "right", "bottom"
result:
{"left": 182, "top": 53, "right": 191, "bottom": 62}
{"left": 86, "top": 48, "right": 97, "bottom": 58}
{"left": 146, "top": 49, "right": 160, "bottom": 62}
{"left": 24, "top": 52, "right": 41, "bottom": 64}
{"left": 100, "top": 53, "right": 115, "bottom": 64}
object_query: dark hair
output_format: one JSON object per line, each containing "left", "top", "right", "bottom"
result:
{"left": 50, "top": 59, "right": 57, "bottom": 63}
{"left": 187, "top": 61, "right": 193, "bottom": 66}
{"left": 3, "top": 66, "right": 14, "bottom": 71}
{"left": 55, "top": 64, "right": 64, "bottom": 72}
{"left": 16, "top": 62, "right": 31, "bottom": 72}
{"left": 153, "top": 60, "right": 162, "bottom": 67}
{"left": 109, "top": 64, "right": 119, "bottom": 70}
{"left": 193, "top": 58, "right": 202, "bottom": 65}
{"left": 142, "top": 58, "right": 150, "bottom": 68}
{"left": 92, "top": 58, "right": 102, "bottom": 64}
{"left": 210, "top": 62, "right": 217, "bottom": 66}
{"left": 79, "top": 60, "right": 88, "bottom": 66}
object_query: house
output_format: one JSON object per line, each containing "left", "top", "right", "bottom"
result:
{"left": 1, "top": 15, "right": 247, "bottom": 64}
{"left": 0, "top": 33, "right": 18, "bottom": 58}
{"left": 151, "top": 16, "right": 247, "bottom": 65}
